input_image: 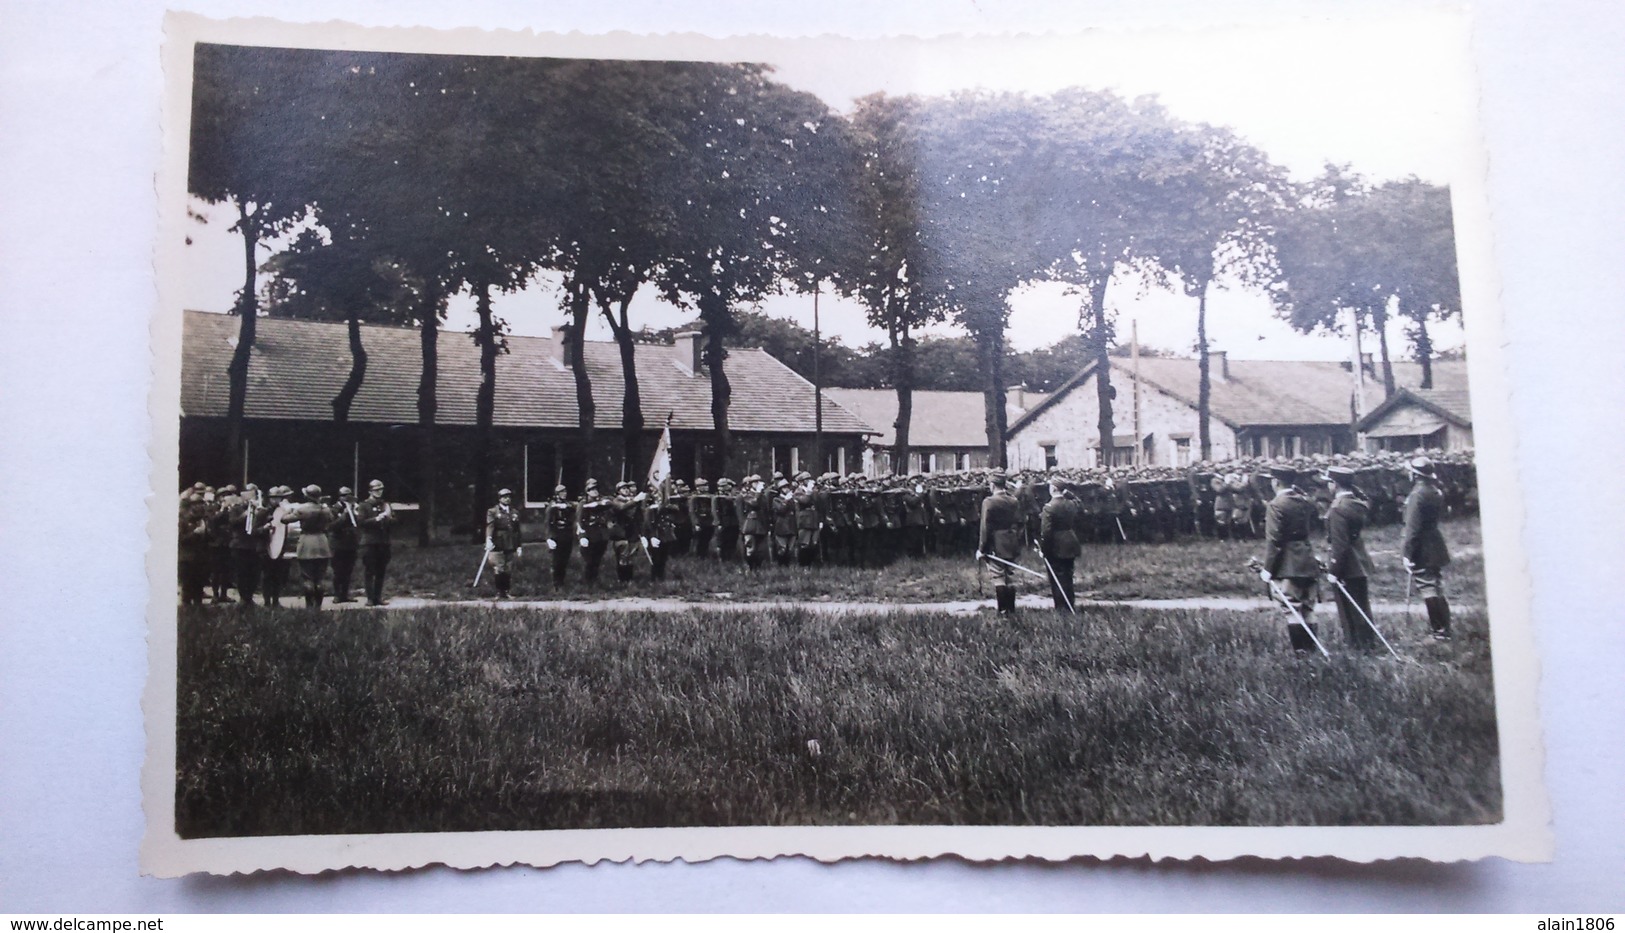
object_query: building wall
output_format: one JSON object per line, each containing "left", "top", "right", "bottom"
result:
{"left": 1007, "top": 373, "right": 1240, "bottom": 469}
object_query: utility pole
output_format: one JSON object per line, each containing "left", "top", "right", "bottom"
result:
{"left": 812, "top": 283, "right": 823, "bottom": 474}
{"left": 1131, "top": 318, "right": 1143, "bottom": 466}
{"left": 1350, "top": 305, "right": 1368, "bottom": 452}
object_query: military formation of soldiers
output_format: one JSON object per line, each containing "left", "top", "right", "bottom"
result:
{"left": 181, "top": 449, "right": 1474, "bottom": 646}
{"left": 177, "top": 478, "right": 397, "bottom": 610}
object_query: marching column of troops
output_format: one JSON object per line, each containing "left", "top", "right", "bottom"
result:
{"left": 181, "top": 449, "right": 1471, "bottom": 647}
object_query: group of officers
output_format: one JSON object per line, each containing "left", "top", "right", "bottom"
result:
{"left": 177, "top": 479, "right": 397, "bottom": 609}
{"left": 179, "top": 450, "right": 1465, "bottom": 645}
{"left": 975, "top": 453, "right": 1458, "bottom": 653}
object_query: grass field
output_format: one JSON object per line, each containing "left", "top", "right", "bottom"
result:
{"left": 175, "top": 598, "right": 1501, "bottom": 837}
{"left": 377, "top": 516, "right": 1486, "bottom": 606}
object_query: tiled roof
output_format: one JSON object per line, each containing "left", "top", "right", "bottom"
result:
{"left": 180, "top": 310, "right": 875, "bottom": 435}
{"left": 1009, "top": 355, "right": 1471, "bottom": 433}
{"left": 1356, "top": 387, "right": 1473, "bottom": 432}
{"left": 823, "top": 388, "right": 1048, "bottom": 448}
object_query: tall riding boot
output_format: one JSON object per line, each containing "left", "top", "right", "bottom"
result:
{"left": 995, "top": 585, "right": 1015, "bottom": 614}
{"left": 495, "top": 572, "right": 510, "bottom": 598}
{"left": 313, "top": 585, "right": 324, "bottom": 610}
{"left": 1425, "top": 597, "right": 1452, "bottom": 640}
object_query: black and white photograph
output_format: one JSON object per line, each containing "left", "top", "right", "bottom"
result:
{"left": 142, "top": 12, "right": 1547, "bottom": 874}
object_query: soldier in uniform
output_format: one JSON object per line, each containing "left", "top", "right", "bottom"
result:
{"left": 668, "top": 479, "right": 693, "bottom": 557}
{"left": 329, "top": 486, "right": 360, "bottom": 603}
{"left": 282, "top": 484, "right": 335, "bottom": 609}
{"left": 356, "top": 479, "right": 396, "bottom": 607}
{"left": 483, "top": 487, "right": 523, "bottom": 599}
{"left": 688, "top": 478, "right": 716, "bottom": 560}
{"left": 575, "top": 478, "right": 610, "bottom": 583}
{"left": 770, "top": 476, "right": 798, "bottom": 565}
{"left": 792, "top": 471, "right": 823, "bottom": 566}
{"left": 1211, "top": 474, "right": 1234, "bottom": 540}
{"left": 1402, "top": 456, "right": 1453, "bottom": 640}
{"left": 737, "top": 474, "right": 771, "bottom": 570}
{"left": 644, "top": 480, "right": 679, "bottom": 581}
{"left": 260, "top": 486, "right": 295, "bottom": 607}
{"left": 1261, "top": 465, "right": 1323, "bottom": 652}
{"left": 977, "top": 469, "right": 1027, "bottom": 614}
{"left": 821, "top": 474, "right": 852, "bottom": 565}
{"left": 177, "top": 491, "right": 212, "bottom": 605}
{"left": 714, "top": 477, "right": 741, "bottom": 560}
{"left": 207, "top": 485, "right": 237, "bottom": 603}
{"left": 225, "top": 483, "right": 264, "bottom": 607}
{"left": 1323, "top": 466, "right": 1378, "bottom": 649}
{"left": 853, "top": 475, "right": 883, "bottom": 568}
{"left": 543, "top": 485, "right": 575, "bottom": 587}
{"left": 608, "top": 480, "right": 644, "bottom": 583}
{"left": 1039, "top": 478, "right": 1082, "bottom": 614}
{"left": 900, "top": 475, "right": 929, "bottom": 559}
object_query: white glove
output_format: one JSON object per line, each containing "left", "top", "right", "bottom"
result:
{"left": 1259, "top": 569, "right": 1273, "bottom": 583}
{"left": 975, "top": 550, "right": 984, "bottom": 561}
{"left": 579, "top": 537, "right": 589, "bottom": 548}
{"left": 484, "top": 539, "right": 494, "bottom": 551}
{"left": 640, "top": 536, "right": 650, "bottom": 548}
{"left": 516, "top": 547, "right": 523, "bottom": 558}
{"left": 547, "top": 539, "right": 558, "bottom": 551}
{"left": 650, "top": 536, "right": 661, "bottom": 548}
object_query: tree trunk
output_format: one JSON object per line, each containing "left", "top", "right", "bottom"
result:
{"left": 1089, "top": 271, "right": 1115, "bottom": 464}
{"left": 416, "top": 289, "right": 441, "bottom": 547}
{"left": 600, "top": 291, "right": 645, "bottom": 482}
{"left": 472, "top": 280, "right": 499, "bottom": 540}
{"left": 890, "top": 317, "right": 914, "bottom": 475}
{"left": 332, "top": 311, "right": 367, "bottom": 424}
{"left": 699, "top": 300, "right": 733, "bottom": 478}
{"left": 564, "top": 279, "right": 597, "bottom": 480}
{"left": 1374, "top": 304, "right": 1396, "bottom": 398}
{"left": 1196, "top": 279, "right": 1212, "bottom": 462}
{"left": 977, "top": 324, "right": 1009, "bottom": 470}
{"left": 1413, "top": 306, "right": 1435, "bottom": 389}
{"left": 225, "top": 201, "right": 259, "bottom": 483}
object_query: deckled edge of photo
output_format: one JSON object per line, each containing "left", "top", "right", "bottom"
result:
{"left": 141, "top": 9, "right": 1552, "bottom": 877}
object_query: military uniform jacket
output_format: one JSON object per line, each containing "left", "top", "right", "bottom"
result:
{"left": 1324, "top": 492, "right": 1375, "bottom": 580}
{"left": 1040, "top": 496, "right": 1082, "bottom": 560}
{"left": 355, "top": 496, "right": 394, "bottom": 546}
{"left": 289, "top": 501, "right": 335, "bottom": 560}
{"left": 878, "top": 489, "right": 904, "bottom": 529}
{"left": 770, "top": 493, "right": 798, "bottom": 536}
{"left": 1264, "top": 489, "right": 1320, "bottom": 579}
{"left": 856, "top": 490, "right": 884, "bottom": 530}
{"left": 575, "top": 497, "right": 610, "bottom": 544}
{"left": 225, "top": 498, "right": 260, "bottom": 550}
{"left": 901, "top": 490, "right": 929, "bottom": 527}
{"left": 739, "top": 491, "right": 771, "bottom": 536}
{"left": 329, "top": 499, "right": 359, "bottom": 551}
{"left": 607, "top": 497, "right": 642, "bottom": 541}
{"left": 793, "top": 490, "right": 821, "bottom": 531}
{"left": 1401, "top": 482, "right": 1451, "bottom": 570}
{"left": 644, "top": 499, "right": 676, "bottom": 538}
{"left": 716, "top": 493, "right": 741, "bottom": 529}
{"left": 688, "top": 494, "right": 715, "bottom": 529}
{"left": 178, "top": 502, "right": 211, "bottom": 560}
{"left": 979, "top": 490, "right": 1026, "bottom": 561}
{"left": 543, "top": 500, "right": 575, "bottom": 541}
{"left": 825, "top": 490, "right": 852, "bottom": 530}
{"left": 485, "top": 504, "right": 523, "bottom": 551}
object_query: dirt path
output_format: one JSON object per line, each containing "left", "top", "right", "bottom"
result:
{"left": 319, "top": 593, "right": 1456, "bottom": 616}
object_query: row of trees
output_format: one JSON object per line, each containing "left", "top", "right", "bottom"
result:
{"left": 190, "top": 44, "right": 1460, "bottom": 540}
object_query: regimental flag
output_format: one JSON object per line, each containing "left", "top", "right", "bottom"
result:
{"left": 647, "top": 415, "right": 673, "bottom": 493}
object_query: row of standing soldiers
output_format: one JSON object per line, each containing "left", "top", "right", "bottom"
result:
{"left": 178, "top": 479, "right": 397, "bottom": 608}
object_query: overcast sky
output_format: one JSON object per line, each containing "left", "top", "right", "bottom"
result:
{"left": 181, "top": 12, "right": 1474, "bottom": 361}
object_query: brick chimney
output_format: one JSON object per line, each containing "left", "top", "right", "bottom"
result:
{"left": 1211, "top": 350, "right": 1229, "bottom": 383}
{"left": 550, "top": 324, "right": 576, "bottom": 369}
{"left": 673, "top": 331, "right": 703, "bottom": 376}
{"left": 1007, "top": 384, "right": 1026, "bottom": 410}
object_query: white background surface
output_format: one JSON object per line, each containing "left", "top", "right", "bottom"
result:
{"left": 2, "top": 0, "right": 1621, "bottom": 913}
